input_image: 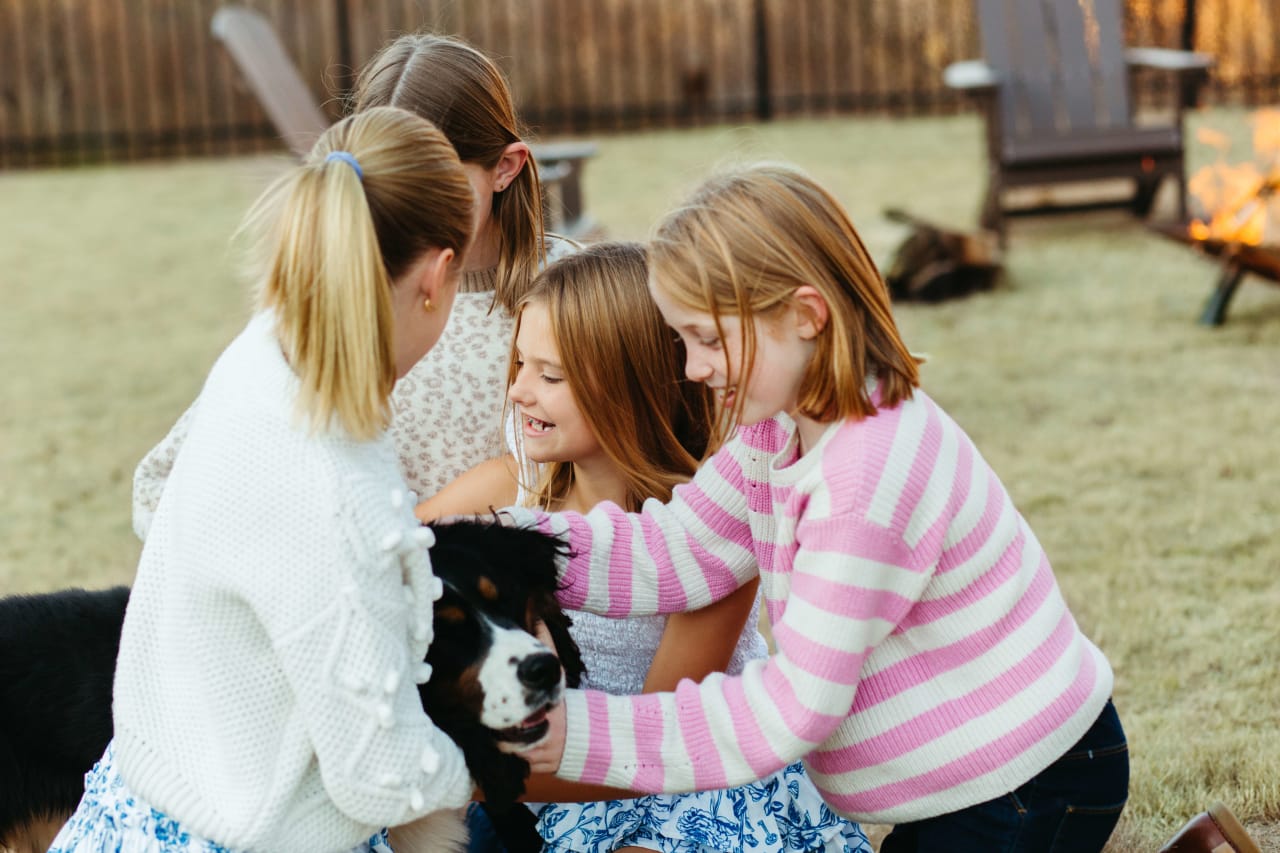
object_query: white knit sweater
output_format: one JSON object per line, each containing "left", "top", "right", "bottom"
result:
{"left": 112, "top": 312, "right": 471, "bottom": 853}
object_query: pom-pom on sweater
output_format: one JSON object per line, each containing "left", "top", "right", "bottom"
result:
{"left": 112, "top": 312, "right": 471, "bottom": 853}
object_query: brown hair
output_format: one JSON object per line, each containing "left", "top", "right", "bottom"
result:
{"left": 350, "top": 32, "right": 545, "bottom": 314}
{"left": 650, "top": 161, "right": 921, "bottom": 443}
{"left": 511, "top": 242, "right": 715, "bottom": 512}
{"left": 245, "top": 106, "right": 473, "bottom": 439}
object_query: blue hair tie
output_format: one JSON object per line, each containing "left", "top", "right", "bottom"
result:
{"left": 325, "top": 150, "right": 364, "bottom": 181}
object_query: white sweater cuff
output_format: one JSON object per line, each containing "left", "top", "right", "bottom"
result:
{"left": 555, "top": 689, "right": 595, "bottom": 785}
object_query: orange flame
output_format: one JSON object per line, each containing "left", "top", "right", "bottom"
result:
{"left": 1189, "top": 111, "right": 1280, "bottom": 246}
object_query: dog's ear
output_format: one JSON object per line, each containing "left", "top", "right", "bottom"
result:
{"left": 537, "top": 598, "right": 586, "bottom": 688}
{"left": 500, "top": 522, "right": 569, "bottom": 593}
{"left": 499, "top": 524, "right": 584, "bottom": 686}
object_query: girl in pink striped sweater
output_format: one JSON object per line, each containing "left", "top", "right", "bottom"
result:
{"left": 503, "top": 162, "right": 1129, "bottom": 853}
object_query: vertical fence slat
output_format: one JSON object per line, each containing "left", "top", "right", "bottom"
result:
{"left": 57, "top": 0, "right": 86, "bottom": 162}
{"left": 161, "top": 0, "right": 188, "bottom": 157}
{"left": 602, "top": 0, "right": 624, "bottom": 130}
{"left": 518, "top": 0, "right": 547, "bottom": 131}
{"left": 34, "top": 0, "right": 59, "bottom": 158}
{"left": 188, "top": 0, "right": 214, "bottom": 156}
{"left": 1, "top": 0, "right": 32, "bottom": 167}
{"left": 138, "top": 0, "right": 159, "bottom": 156}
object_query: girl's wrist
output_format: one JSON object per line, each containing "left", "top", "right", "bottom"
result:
{"left": 555, "top": 689, "right": 592, "bottom": 781}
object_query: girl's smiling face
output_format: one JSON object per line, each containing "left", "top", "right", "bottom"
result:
{"left": 507, "top": 302, "right": 606, "bottom": 465}
{"left": 647, "top": 279, "right": 817, "bottom": 429}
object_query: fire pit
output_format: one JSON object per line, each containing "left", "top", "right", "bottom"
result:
{"left": 1149, "top": 222, "right": 1280, "bottom": 325}
{"left": 1149, "top": 111, "right": 1280, "bottom": 324}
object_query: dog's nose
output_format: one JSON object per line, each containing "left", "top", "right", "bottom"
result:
{"left": 516, "top": 652, "right": 561, "bottom": 691}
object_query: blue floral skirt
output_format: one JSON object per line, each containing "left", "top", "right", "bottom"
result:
{"left": 48, "top": 742, "right": 393, "bottom": 853}
{"left": 535, "top": 761, "right": 874, "bottom": 853}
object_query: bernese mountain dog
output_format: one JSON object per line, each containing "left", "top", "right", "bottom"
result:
{"left": 0, "top": 518, "right": 583, "bottom": 853}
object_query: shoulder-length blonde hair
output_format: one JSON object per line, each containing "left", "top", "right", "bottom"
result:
{"left": 350, "top": 32, "right": 545, "bottom": 315}
{"left": 245, "top": 106, "right": 473, "bottom": 440}
{"left": 649, "top": 161, "right": 921, "bottom": 443}
{"left": 510, "top": 242, "right": 715, "bottom": 512}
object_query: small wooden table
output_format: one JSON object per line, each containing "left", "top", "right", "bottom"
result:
{"left": 530, "top": 140, "right": 600, "bottom": 241}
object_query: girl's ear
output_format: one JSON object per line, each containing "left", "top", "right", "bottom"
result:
{"left": 494, "top": 142, "right": 530, "bottom": 191}
{"left": 419, "top": 247, "right": 457, "bottom": 301}
{"left": 792, "top": 285, "right": 830, "bottom": 340}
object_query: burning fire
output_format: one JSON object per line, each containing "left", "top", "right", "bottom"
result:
{"left": 1188, "top": 109, "right": 1280, "bottom": 245}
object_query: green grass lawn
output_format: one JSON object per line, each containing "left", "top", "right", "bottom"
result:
{"left": 2, "top": 109, "right": 1278, "bottom": 851}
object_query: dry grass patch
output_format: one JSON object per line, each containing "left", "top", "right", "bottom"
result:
{"left": 2, "top": 110, "right": 1277, "bottom": 851}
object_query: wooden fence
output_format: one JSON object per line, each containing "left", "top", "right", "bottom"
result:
{"left": 1, "top": 0, "right": 1276, "bottom": 170}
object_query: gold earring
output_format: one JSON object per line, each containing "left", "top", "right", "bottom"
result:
{"left": 423, "top": 297, "right": 435, "bottom": 312}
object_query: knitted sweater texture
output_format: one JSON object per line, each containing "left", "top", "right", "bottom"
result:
{"left": 505, "top": 389, "right": 1114, "bottom": 824}
{"left": 112, "top": 312, "right": 471, "bottom": 853}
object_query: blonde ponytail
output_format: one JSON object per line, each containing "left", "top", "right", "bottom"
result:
{"left": 245, "top": 106, "right": 473, "bottom": 440}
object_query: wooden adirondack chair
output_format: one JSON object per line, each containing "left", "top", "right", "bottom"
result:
{"left": 211, "top": 6, "right": 331, "bottom": 159}
{"left": 945, "top": 0, "right": 1213, "bottom": 242}
{"left": 210, "top": 5, "right": 600, "bottom": 239}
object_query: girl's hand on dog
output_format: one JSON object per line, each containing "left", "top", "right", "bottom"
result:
{"left": 533, "top": 620, "right": 556, "bottom": 652}
{"left": 503, "top": 696, "right": 566, "bottom": 775}
{"left": 495, "top": 618, "right": 565, "bottom": 773}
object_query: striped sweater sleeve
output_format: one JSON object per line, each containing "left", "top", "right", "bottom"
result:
{"left": 556, "top": 510, "right": 931, "bottom": 793}
{"left": 506, "top": 430, "right": 765, "bottom": 618}
{"left": 504, "top": 423, "right": 938, "bottom": 794}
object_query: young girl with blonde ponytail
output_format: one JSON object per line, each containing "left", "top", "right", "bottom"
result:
{"left": 50, "top": 106, "right": 476, "bottom": 853}
{"left": 131, "top": 33, "right": 575, "bottom": 538}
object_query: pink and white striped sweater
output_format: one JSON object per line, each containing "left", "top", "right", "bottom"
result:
{"left": 505, "top": 388, "right": 1113, "bottom": 823}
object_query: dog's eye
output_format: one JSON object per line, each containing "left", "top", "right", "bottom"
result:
{"left": 435, "top": 605, "right": 467, "bottom": 623}
{"left": 476, "top": 576, "right": 499, "bottom": 602}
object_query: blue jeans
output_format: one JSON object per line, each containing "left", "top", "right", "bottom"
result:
{"left": 464, "top": 802, "right": 507, "bottom": 852}
{"left": 881, "top": 700, "right": 1128, "bottom": 853}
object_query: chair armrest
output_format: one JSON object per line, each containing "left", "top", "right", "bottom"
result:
{"left": 529, "top": 140, "right": 599, "bottom": 240}
{"left": 529, "top": 140, "right": 599, "bottom": 168}
{"left": 537, "top": 161, "right": 572, "bottom": 184}
{"left": 1125, "top": 47, "right": 1214, "bottom": 74}
{"left": 943, "top": 60, "right": 998, "bottom": 92}
{"left": 1126, "top": 48, "right": 1213, "bottom": 118}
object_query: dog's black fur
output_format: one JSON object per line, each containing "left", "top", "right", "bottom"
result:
{"left": 424, "top": 519, "right": 585, "bottom": 852}
{"left": 0, "top": 585, "right": 131, "bottom": 851}
{"left": 0, "top": 519, "right": 582, "bottom": 853}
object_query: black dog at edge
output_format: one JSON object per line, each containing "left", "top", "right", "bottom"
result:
{"left": 0, "top": 518, "right": 584, "bottom": 853}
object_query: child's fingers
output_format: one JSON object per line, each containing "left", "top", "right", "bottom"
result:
{"left": 533, "top": 620, "right": 557, "bottom": 656}
{"left": 500, "top": 701, "right": 566, "bottom": 775}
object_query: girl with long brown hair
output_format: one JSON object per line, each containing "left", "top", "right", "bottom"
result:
{"left": 420, "top": 242, "right": 873, "bottom": 853}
